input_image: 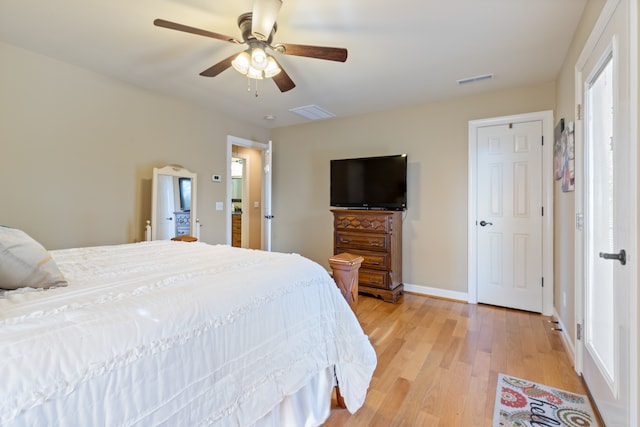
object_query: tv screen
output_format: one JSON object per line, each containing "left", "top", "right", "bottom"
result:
{"left": 330, "top": 154, "right": 407, "bottom": 210}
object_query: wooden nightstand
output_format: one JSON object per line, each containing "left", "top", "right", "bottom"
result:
{"left": 329, "top": 252, "right": 364, "bottom": 313}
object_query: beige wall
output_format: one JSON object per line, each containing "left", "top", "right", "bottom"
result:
{"left": 271, "top": 82, "right": 555, "bottom": 292}
{"left": 552, "top": 0, "right": 606, "bottom": 348}
{"left": 0, "top": 42, "right": 269, "bottom": 249}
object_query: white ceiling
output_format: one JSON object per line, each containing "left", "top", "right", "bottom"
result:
{"left": 0, "top": 0, "right": 587, "bottom": 128}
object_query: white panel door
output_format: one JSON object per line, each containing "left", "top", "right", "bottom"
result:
{"left": 476, "top": 121, "right": 543, "bottom": 312}
{"left": 576, "top": 0, "right": 632, "bottom": 423}
{"left": 157, "top": 174, "right": 175, "bottom": 240}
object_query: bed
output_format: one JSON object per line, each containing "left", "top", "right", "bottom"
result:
{"left": 0, "top": 229, "right": 376, "bottom": 426}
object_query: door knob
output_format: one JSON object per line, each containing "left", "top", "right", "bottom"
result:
{"left": 599, "top": 249, "right": 626, "bottom": 265}
{"left": 479, "top": 220, "right": 493, "bottom": 227}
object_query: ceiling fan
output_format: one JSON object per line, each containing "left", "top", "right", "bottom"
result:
{"left": 154, "top": 0, "right": 348, "bottom": 93}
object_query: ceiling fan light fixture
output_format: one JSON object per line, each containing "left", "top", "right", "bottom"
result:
{"left": 232, "top": 48, "right": 279, "bottom": 80}
{"left": 263, "top": 57, "right": 281, "bottom": 78}
{"left": 231, "top": 51, "right": 251, "bottom": 74}
{"left": 246, "top": 66, "right": 264, "bottom": 80}
{"left": 250, "top": 47, "right": 268, "bottom": 70}
{"left": 155, "top": 7, "right": 348, "bottom": 93}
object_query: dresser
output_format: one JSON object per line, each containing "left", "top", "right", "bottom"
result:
{"left": 331, "top": 209, "right": 403, "bottom": 303}
{"left": 174, "top": 211, "right": 190, "bottom": 237}
{"left": 232, "top": 214, "right": 242, "bottom": 247}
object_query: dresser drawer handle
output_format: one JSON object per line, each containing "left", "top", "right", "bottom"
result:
{"left": 369, "top": 241, "right": 382, "bottom": 246}
{"left": 340, "top": 238, "right": 351, "bottom": 244}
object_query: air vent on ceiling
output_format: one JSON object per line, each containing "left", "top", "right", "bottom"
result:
{"left": 457, "top": 73, "right": 494, "bottom": 85}
{"left": 289, "top": 105, "right": 336, "bottom": 121}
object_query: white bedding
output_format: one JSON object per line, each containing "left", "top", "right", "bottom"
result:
{"left": 0, "top": 241, "right": 376, "bottom": 426}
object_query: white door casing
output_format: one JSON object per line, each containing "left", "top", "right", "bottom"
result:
{"left": 574, "top": 0, "right": 636, "bottom": 424}
{"left": 262, "top": 140, "right": 273, "bottom": 252}
{"left": 468, "top": 111, "right": 554, "bottom": 316}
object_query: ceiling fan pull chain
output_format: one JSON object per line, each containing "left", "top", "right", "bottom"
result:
{"left": 255, "top": 79, "right": 259, "bottom": 97}
{"left": 246, "top": 77, "right": 251, "bottom": 92}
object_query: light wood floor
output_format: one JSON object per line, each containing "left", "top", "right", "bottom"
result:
{"left": 323, "top": 293, "right": 595, "bottom": 427}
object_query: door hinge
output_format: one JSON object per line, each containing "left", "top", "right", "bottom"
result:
{"left": 541, "top": 136, "right": 544, "bottom": 146}
{"left": 577, "top": 323, "right": 583, "bottom": 340}
{"left": 577, "top": 104, "right": 583, "bottom": 120}
{"left": 541, "top": 277, "right": 544, "bottom": 287}
{"left": 576, "top": 213, "right": 584, "bottom": 230}
{"left": 541, "top": 206, "right": 544, "bottom": 216}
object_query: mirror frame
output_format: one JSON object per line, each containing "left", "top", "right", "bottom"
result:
{"left": 151, "top": 165, "right": 197, "bottom": 240}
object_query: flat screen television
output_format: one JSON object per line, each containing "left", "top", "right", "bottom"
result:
{"left": 330, "top": 154, "right": 407, "bottom": 211}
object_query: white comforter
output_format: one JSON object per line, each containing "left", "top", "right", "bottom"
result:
{"left": 0, "top": 241, "right": 376, "bottom": 426}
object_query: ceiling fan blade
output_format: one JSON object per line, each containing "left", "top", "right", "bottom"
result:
{"left": 278, "top": 43, "right": 348, "bottom": 62}
{"left": 271, "top": 60, "right": 295, "bottom": 92}
{"left": 199, "top": 54, "right": 237, "bottom": 77}
{"left": 154, "top": 19, "right": 238, "bottom": 44}
{"left": 252, "top": 0, "right": 282, "bottom": 41}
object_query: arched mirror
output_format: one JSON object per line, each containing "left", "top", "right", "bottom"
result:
{"left": 151, "top": 165, "right": 197, "bottom": 240}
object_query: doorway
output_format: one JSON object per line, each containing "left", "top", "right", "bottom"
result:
{"left": 226, "top": 135, "right": 273, "bottom": 250}
{"left": 468, "top": 111, "right": 554, "bottom": 315}
{"left": 574, "top": 0, "right": 636, "bottom": 424}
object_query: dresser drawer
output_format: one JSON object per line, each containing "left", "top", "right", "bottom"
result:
{"left": 334, "top": 248, "right": 388, "bottom": 271}
{"left": 359, "top": 269, "right": 388, "bottom": 289}
{"left": 361, "top": 253, "right": 389, "bottom": 271}
{"left": 335, "top": 231, "right": 388, "bottom": 252}
{"left": 333, "top": 212, "right": 393, "bottom": 233}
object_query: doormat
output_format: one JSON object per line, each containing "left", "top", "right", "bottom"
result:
{"left": 493, "top": 373, "right": 598, "bottom": 427}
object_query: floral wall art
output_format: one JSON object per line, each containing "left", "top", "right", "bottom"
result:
{"left": 554, "top": 118, "right": 575, "bottom": 192}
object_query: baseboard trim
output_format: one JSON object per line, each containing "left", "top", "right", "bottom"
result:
{"left": 553, "top": 307, "right": 576, "bottom": 366}
{"left": 403, "top": 283, "right": 468, "bottom": 302}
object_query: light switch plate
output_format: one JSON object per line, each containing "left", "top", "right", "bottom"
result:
{"left": 215, "top": 202, "right": 223, "bottom": 211}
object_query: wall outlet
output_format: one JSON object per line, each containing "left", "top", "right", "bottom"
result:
{"left": 212, "top": 174, "right": 222, "bottom": 182}
{"left": 562, "top": 292, "right": 567, "bottom": 308}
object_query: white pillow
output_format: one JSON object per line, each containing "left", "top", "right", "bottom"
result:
{"left": 0, "top": 226, "right": 68, "bottom": 290}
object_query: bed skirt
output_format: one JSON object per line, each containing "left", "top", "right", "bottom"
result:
{"left": 253, "top": 366, "right": 334, "bottom": 427}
